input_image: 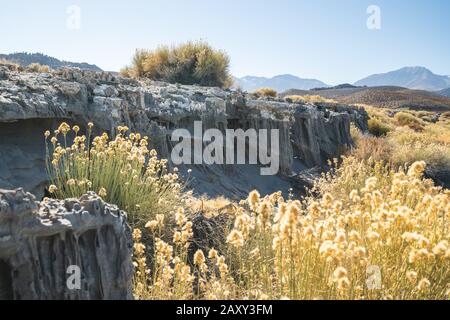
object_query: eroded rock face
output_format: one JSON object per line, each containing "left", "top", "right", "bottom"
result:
{"left": 0, "top": 188, "right": 133, "bottom": 300}
{"left": 0, "top": 66, "right": 368, "bottom": 198}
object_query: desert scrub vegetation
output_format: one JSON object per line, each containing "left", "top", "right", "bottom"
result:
{"left": 0, "top": 59, "right": 23, "bottom": 71}
{"left": 284, "top": 95, "right": 337, "bottom": 104}
{"left": 132, "top": 157, "right": 449, "bottom": 300}
{"left": 361, "top": 104, "right": 393, "bottom": 137}
{"left": 442, "top": 112, "right": 450, "bottom": 121}
{"left": 388, "top": 126, "right": 450, "bottom": 172}
{"left": 26, "top": 62, "right": 52, "bottom": 73}
{"left": 42, "top": 122, "right": 449, "bottom": 300}
{"left": 45, "top": 122, "right": 185, "bottom": 229}
{"left": 362, "top": 105, "right": 428, "bottom": 136}
{"left": 121, "top": 41, "right": 232, "bottom": 88}
{"left": 354, "top": 105, "right": 450, "bottom": 175}
{"left": 394, "top": 111, "right": 426, "bottom": 131}
{"left": 252, "top": 88, "right": 278, "bottom": 98}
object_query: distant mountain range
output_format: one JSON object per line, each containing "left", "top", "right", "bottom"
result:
{"left": 233, "top": 74, "right": 329, "bottom": 92}
{"left": 0, "top": 52, "right": 102, "bottom": 72}
{"left": 236, "top": 67, "right": 450, "bottom": 93}
{"left": 354, "top": 66, "right": 450, "bottom": 91}
{"left": 436, "top": 88, "right": 450, "bottom": 97}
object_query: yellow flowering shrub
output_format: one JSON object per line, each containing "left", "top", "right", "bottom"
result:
{"left": 45, "top": 122, "right": 184, "bottom": 228}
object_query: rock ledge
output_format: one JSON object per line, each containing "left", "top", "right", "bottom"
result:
{"left": 0, "top": 188, "right": 133, "bottom": 300}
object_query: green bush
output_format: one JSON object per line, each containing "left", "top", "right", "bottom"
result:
{"left": 122, "top": 42, "right": 232, "bottom": 88}
{"left": 368, "top": 118, "right": 391, "bottom": 137}
{"left": 123, "top": 49, "right": 149, "bottom": 79}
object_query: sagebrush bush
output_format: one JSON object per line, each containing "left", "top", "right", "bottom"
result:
{"left": 26, "top": 63, "right": 51, "bottom": 73}
{"left": 121, "top": 42, "right": 232, "bottom": 88}
{"left": 353, "top": 122, "right": 450, "bottom": 176}
{"left": 350, "top": 130, "right": 393, "bottom": 164}
{"left": 0, "top": 59, "right": 23, "bottom": 71}
{"left": 368, "top": 118, "right": 391, "bottom": 137}
{"left": 253, "top": 88, "right": 278, "bottom": 98}
{"left": 45, "top": 122, "right": 185, "bottom": 229}
{"left": 395, "top": 111, "right": 425, "bottom": 131}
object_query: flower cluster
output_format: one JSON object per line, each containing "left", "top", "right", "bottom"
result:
{"left": 218, "top": 158, "right": 449, "bottom": 300}
{"left": 45, "top": 122, "right": 184, "bottom": 230}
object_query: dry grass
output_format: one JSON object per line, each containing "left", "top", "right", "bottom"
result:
{"left": 0, "top": 59, "right": 23, "bottom": 71}
{"left": 185, "top": 196, "right": 233, "bottom": 218}
{"left": 26, "top": 63, "right": 52, "bottom": 73}
{"left": 354, "top": 105, "right": 450, "bottom": 174}
{"left": 133, "top": 157, "right": 449, "bottom": 300}
{"left": 394, "top": 112, "right": 425, "bottom": 131}
{"left": 350, "top": 131, "right": 392, "bottom": 164}
{"left": 120, "top": 49, "right": 148, "bottom": 79}
{"left": 442, "top": 112, "right": 450, "bottom": 120}
{"left": 44, "top": 113, "right": 449, "bottom": 300}
{"left": 389, "top": 127, "right": 450, "bottom": 171}
{"left": 131, "top": 108, "right": 450, "bottom": 300}
{"left": 367, "top": 118, "right": 392, "bottom": 137}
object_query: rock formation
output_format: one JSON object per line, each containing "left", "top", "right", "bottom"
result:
{"left": 0, "top": 65, "right": 368, "bottom": 198}
{"left": 0, "top": 188, "right": 133, "bottom": 300}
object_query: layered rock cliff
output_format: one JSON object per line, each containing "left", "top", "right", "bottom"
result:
{"left": 0, "top": 65, "right": 368, "bottom": 198}
{"left": 0, "top": 188, "right": 133, "bottom": 300}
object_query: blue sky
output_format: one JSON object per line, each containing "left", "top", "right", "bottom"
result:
{"left": 1, "top": 0, "right": 449, "bottom": 84}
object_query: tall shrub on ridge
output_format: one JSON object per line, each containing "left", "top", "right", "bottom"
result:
{"left": 121, "top": 41, "right": 232, "bottom": 88}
